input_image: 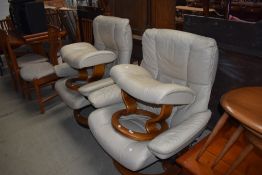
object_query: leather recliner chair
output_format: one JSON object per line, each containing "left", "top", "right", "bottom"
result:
{"left": 87, "top": 28, "right": 218, "bottom": 174}
{"left": 54, "top": 15, "right": 133, "bottom": 126}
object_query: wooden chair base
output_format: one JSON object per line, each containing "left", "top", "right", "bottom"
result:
{"left": 176, "top": 121, "right": 262, "bottom": 175}
{"left": 113, "top": 160, "right": 181, "bottom": 175}
{"left": 112, "top": 90, "right": 172, "bottom": 141}
{"left": 73, "top": 108, "right": 89, "bottom": 128}
{"left": 66, "top": 77, "right": 87, "bottom": 91}
{"left": 22, "top": 73, "right": 58, "bottom": 113}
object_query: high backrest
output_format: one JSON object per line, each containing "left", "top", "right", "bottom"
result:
{"left": 45, "top": 7, "right": 64, "bottom": 31}
{"left": 47, "top": 25, "right": 60, "bottom": 65}
{"left": 0, "top": 29, "right": 19, "bottom": 71}
{"left": 93, "top": 15, "right": 133, "bottom": 66}
{"left": 58, "top": 8, "right": 78, "bottom": 42}
{"left": 141, "top": 29, "right": 218, "bottom": 127}
{"left": 0, "top": 17, "right": 14, "bottom": 32}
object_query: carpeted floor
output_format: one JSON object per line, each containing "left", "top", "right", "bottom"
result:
{"left": 0, "top": 74, "right": 120, "bottom": 175}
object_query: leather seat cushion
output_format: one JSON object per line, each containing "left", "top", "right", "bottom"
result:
{"left": 20, "top": 62, "right": 55, "bottom": 81}
{"left": 54, "top": 62, "right": 78, "bottom": 78}
{"left": 55, "top": 78, "right": 90, "bottom": 109}
{"left": 18, "top": 53, "right": 48, "bottom": 67}
{"left": 89, "top": 104, "right": 158, "bottom": 171}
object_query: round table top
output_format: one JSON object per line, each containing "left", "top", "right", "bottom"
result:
{"left": 221, "top": 87, "right": 262, "bottom": 134}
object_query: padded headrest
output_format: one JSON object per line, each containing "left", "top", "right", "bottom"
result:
{"left": 93, "top": 15, "right": 133, "bottom": 64}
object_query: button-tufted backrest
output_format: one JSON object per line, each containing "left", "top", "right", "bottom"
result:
{"left": 141, "top": 29, "right": 218, "bottom": 127}
{"left": 93, "top": 16, "right": 133, "bottom": 73}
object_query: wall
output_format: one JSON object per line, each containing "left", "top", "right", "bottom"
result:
{"left": 0, "top": 0, "right": 10, "bottom": 19}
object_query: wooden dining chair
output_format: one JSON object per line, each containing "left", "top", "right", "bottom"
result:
{"left": 0, "top": 17, "right": 14, "bottom": 76}
{"left": 45, "top": 7, "right": 64, "bottom": 31}
{"left": 0, "top": 28, "right": 49, "bottom": 92}
{"left": 57, "top": 7, "right": 78, "bottom": 42}
{"left": 0, "top": 16, "right": 14, "bottom": 32}
{"left": 20, "top": 25, "right": 61, "bottom": 113}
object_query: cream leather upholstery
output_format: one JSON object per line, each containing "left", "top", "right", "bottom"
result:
{"left": 60, "top": 42, "right": 116, "bottom": 69}
{"left": 88, "top": 29, "right": 218, "bottom": 171}
{"left": 20, "top": 62, "right": 55, "bottom": 81}
{"left": 55, "top": 15, "right": 132, "bottom": 110}
{"left": 110, "top": 64, "right": 195, "bottom": 105}
{"left": 17, "top": 53, "right": 48, "bottom": 67}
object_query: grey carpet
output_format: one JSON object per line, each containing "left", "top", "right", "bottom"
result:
{"left": 0, "top": 74, "right": 120, "bottom": 175}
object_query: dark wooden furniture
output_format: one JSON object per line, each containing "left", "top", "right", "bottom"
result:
{"left": 109, "top": 0, "right": 176, "bottom": 35}
{"left": 177, "top": 87, "right": 262, "bottom": 175}
{"left": 8, "top": 30, "right": 66, "bottom": 55}
{"left": 184, "top": 15, "right": 262, "bottom": 57}
{"left": 77, "top": 5, "right": 103, "bottom": 43}
{"left": 108, "top": 0, "right": 176, "bottom": 63}
{"left": 183, "top": 15, "right": 262, "bottom": 129}
{"left": 45, "top": 7, "right": 64, "bottom": 31}
{"left": 0, "top": 30, "right": 36, "bottom": 92}
{"left": 0, "top": 17, "right": 15, "bottom": 76}
{"left": 43, "top": 0, "right": 66, "bottom": 8}
{"left": 0, "top": 17, "right": 14, "bottom": 32}
{"left": 229, "top": 1, "right": 262, "bottom": 22}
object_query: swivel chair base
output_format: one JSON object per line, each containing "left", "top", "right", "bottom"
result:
{"left": 73, "top": 108, "right": 89, "bottom": 128}
{"left": 113, "top": 160, "right": 181, "bottom": 175}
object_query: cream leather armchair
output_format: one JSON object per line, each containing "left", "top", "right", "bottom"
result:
{"left": 54, "top": 15, "right": 132, "bottom": 126}
{"left": 88, "top": 29, "right": 218, "bottom": 174}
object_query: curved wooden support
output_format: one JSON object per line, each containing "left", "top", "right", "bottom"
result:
{"left": 73, "top": 109, "right": 89, "bottom": 128}
{"left": 88, "top": 64, "right": 105, "bottom": 82}
{"left": 66, "top": 64, "right": 105, "bottom": 91}
{"left": 113, "top": 160, "right": 181, "bottom": 175}
{"left": 112, "top": 90, "right": 172, "bottom": 141}
{"left": 65, "top": 68, "right": 89, "bottom": 91}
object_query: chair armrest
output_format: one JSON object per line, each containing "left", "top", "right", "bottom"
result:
{"left": 110, "top": 64, "right": 195, "bottom": 105}
{"left": 88, "top": 84, "right": 122, "bottom": 108}
{"left": 54, "top": 62, "right": 78, "bottom": 77}
{"left": 148, "top": 110, "right": 211, "bottom": 159}
{"left": 78, "top": 78, "right": 114, "bottom": 96}
{"left": 61, "top": 42, "right": 116, "bottom": 69}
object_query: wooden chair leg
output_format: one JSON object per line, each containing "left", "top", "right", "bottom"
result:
{"left": 211, "top": 125, "right": 244, "bottom": 168}
{"left": 14, "top": 71, "right": 22, "bottom": 93}
{"left": 10, "top": 71, "right": 18, "bottom": 92}
{"left": 22, "top": 81, "right": 32, "bottom": 100}
{"left": 21, "top": 79, "right": 27, "bottom": 98}
{"left": 26, "top": 82, "right": 32, "bottom": 100}
{"left": 196, "top": 112, "right": 229, "bottom": 160}
{"left": 0, "top": 56, "right": 3, "bottom": 76}
{"left": 33, "top": 79, "right": 45, "bottom": 114}
{"left": 225, "top": 143, "right": 253, "bottom": 175}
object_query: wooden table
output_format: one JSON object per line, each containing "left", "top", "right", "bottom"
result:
{"left": 177, "top": 123, "right": 262, "bottom": 175}
{"left": 177, "top": 87, "right": 262, "bottom": 175}
{"left": 221, "top": 87, "right": 262, "bottom": 135}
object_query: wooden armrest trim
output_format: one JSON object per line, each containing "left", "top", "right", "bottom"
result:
{"left": 23, "top": 32, "right": 48, "bottom": 39}
{"left": 65, "top": 64, "right": 105, "bottom": 91}
{"left": 66, "top": 77, "right": 88, "bottom": 91}
{"left": 111, "top": 91, "right": 172, "bottom": 141}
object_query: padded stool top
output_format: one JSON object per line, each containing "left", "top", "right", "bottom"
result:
{"left": 221, "top": 87, "right": 262, "bottom": 134}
